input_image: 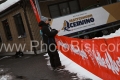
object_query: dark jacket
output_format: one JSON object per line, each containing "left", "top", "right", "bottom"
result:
{"left": 39, "top": 21, "right": 58, "bottom": 46}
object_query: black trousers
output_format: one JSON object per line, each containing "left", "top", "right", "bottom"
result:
{"left": 47, "top": 48, "right": 62, "bottom": 68}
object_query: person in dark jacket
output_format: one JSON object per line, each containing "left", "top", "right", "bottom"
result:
{"left": 39, "top": 16, "right": 65, "bottom": 70}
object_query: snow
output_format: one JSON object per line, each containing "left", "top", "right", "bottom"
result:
{"left": 59, "top": 51, "right": 102, "bottom": 80}
{"left": 44, "top": 28, "right": 120, "bottom": 80}
{"left": 0, "top": 68, "right": 13, "bottom": 80}
{"left": 94, "top": 28, "right": 120, "bottom": 39}
{"left": 0, "top": 75, "right": 12, "bottom": 80}
{"left": 0, "top": 0, "right": 20, "bottom": 12}
{"left": 44, "top": 51, "right": 102, "bottom": 80}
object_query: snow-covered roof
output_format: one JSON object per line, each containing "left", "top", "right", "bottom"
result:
{"left": 0, "top": 0, "right": 20, "bottom": 12}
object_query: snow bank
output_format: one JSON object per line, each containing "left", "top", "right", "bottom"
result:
{"left": 94, "top": 28, "right": 120, "bottom": 39}
{"left": 0, "top": 0, "right": 20, "bottom": 12}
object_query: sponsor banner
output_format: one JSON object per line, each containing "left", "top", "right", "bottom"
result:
{"left": 55, "top": 35, "right": 120, "bottom": 80}
{"left": 51, "top": 7, "right": 110, "bottom": 36}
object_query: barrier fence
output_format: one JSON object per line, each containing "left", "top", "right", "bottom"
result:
{"left": 55, "top": 35, "right": 120, "bottom": 80}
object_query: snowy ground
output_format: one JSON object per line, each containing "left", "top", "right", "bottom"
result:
{"left": 44, "top": 51, "right": 102, "bottom": 80}
{"left": 0, "top": 68, "right": 13, "bottom": 80}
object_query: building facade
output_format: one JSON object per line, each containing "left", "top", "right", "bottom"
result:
{"left": 0, "top": 0, "right": 119, "bottom": 54}
{"left": 39, "top": 0, "right": 119, "bottom": 18}
{"left": 0, "top": 0, "right": 42, "bottom": 54}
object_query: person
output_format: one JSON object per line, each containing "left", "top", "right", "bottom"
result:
{"left": 38, "top": 16, "right": 65, "bottom": 70}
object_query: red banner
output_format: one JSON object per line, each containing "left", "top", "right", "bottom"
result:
{"left": 29, "top": 0, "right": 41, "bottom": 22}
{"left": 55, "top": 36, "right": 120, "bottom": 80}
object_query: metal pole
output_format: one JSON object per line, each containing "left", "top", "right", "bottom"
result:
{"left": 34, "top": 0, "right": 42, "bottom": 18}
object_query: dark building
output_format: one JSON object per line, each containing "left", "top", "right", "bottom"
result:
{"left": 0, "top": 0, "right": 119, "bottom": 54}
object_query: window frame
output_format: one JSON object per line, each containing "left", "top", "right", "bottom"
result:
{"left": 108, "top": 0, "right": 118, "bottom": 3}
{"left": 2, "top": 19, "right": 13, "bottom": 41}
{"left": 13, "top": 13, "right": 26, "bottom": 39}
{"left": 48, "top": 0, "right": 80, "bottom": 18}
{"left": 0, "top": 36, "right": 2, "bottom": 43}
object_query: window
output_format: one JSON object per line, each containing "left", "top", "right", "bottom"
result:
{"left": 13, "top": 13, "right": 26, "bottom": 38}
{"left": 49, "top": 5, "right": 60, "bottom": 18}
{"left": 49, "top": 0, "right": 80, "bottom": 18}
{"left": 108, "top": 0, "right": 118, "bottom": 3}
{"left": 2, "top": 20, "right": 12, "bottom": 40}
{"left": 111, "top": 0, "right": 117, "bottom": 3}
{"left": 59, "top": 3, "right": 70, "bottom": 16}
{"left": 0, "top": 36, "right": 2, "bottom": 43}
{"left": 69, "top": 0, "right": 79, "bottom": 13}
